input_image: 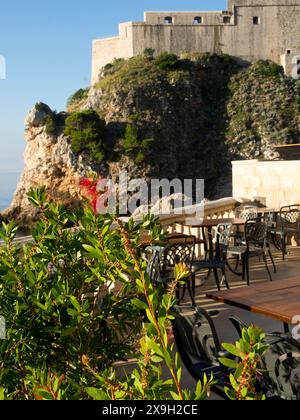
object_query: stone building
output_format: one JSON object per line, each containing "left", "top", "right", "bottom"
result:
{"left": 91, "top": 0, "right": 300, "bottom": 84}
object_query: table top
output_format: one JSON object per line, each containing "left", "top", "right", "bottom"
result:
{"left": 257, "top": 208, "right": 280, "bottom": 214}
{"left": 181, "top": 218, "right": 246, "bottom": 229}
{"left": 206, "top": 277, "right": 300, "bottom": 325}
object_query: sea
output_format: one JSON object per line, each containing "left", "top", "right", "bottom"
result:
{"left": 0, "top": 173, "right": 20, "bottom": 212}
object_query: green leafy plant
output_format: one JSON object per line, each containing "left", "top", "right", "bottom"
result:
{"left": 64, "top": 110, "right": 106, "bottom": 162}
{"left": 253, "top": 60, "right": 284, "bottom": 79}
{"left": 143, "top": 48, "right": 155, "bottom": 59}
{"left": 123, "top": 124, "right": 154, "bottom": 162}
{"left": 0, "top": 187, "right": 164, "bottom": 399}
{"left": 82, "top": 233, "right": 215, "bottom": 400}
{"left": 155, "top": 53, "right": 179, "bottom": 70}
{"left": 67, "top": 88, "right": 89, "bottom": 108}
{"left": 219, "top": 325, "right": 269, "bottom": 400}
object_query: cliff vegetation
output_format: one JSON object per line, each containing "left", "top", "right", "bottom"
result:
{"left": 3, "top": 53, "right": 300, "bottom": 226}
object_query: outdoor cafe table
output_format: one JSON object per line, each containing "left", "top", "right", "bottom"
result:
{"left": 206, "top": 278, "right": 300, "bottom": 333}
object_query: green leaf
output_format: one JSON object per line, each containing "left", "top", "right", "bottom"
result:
{"left": 131, "top": 298, "right": 148, "bottom": 311}
{"left": 86, "top": 387, "right": 110, "bottom": 400}
{"left": 170, "top": 391, "right": 181, "bottom": 400}
{"left": 241, "top": 387, "right": 248, "bottom": 398}
{"left": 225, "top": 387, "right": 236, "bottom": 400}
{"left": 82, "top": 244, "right": 103, "bottom": 261}
{"left": 35, "top": 389, "right": 53, "bottom": 400}
{"left": 70, "top": 296, "right": 81, "bottom": 312}
{"left": 222, "top": 343, "right": 243, "bottom": 358}
{"left": 219, "top": 358, "right": 238, "bottom": 369}
{"left": 229, "top": 374, "right": 238, "bottom": 391}
{"left": 61, "top": 327, "right": 77, "bottom": 337}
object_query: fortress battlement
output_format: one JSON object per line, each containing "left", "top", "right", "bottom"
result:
{"left": 92, "top": 0, "right": 300, "bottom": 84}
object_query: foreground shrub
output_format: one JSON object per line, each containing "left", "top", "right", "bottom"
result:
{"left": 220, "top": 325, "right": 269, "bottom": 400}
{"left": 0, "top": 187, "right": 268, "bottom": 400}
{"left": 0, "top": 187, "right": 162, "bottom": 399}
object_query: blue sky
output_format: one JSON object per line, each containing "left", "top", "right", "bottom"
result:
{"left": 0, "top": 0, "right": 226, "bottom": 172}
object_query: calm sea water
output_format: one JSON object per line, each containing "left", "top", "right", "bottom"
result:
{"left": 0, "top": 173, "right": 20, "bottom": 212}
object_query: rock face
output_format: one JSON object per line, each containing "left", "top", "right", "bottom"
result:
{"left": 3, "top": 55, "right": 300, "bottom": 227}
{"left": 3, "top": 104, "right": 94, "bottom": 228}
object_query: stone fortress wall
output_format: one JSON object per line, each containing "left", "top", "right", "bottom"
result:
{"left": 92, "top": 0, "right": 300, "bottom": 84}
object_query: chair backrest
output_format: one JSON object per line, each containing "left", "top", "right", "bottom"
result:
{"left": 215, "top": 223, "right": 232, "bottom": 259}
{"left": 235, "top": 205, "right": 258, "bottom": 221}
{"left": 261, "top": 334, "right": 300, "bottom": 400}
{"left": 146, "top": 235, "right": 196, "bottom": 284}
{"left": 146, "top": 246, "right": 165, "bottom": 284}
{"left": 172, "top": 305, "right": 222, "bottom": 379}
{"left": 279, "top": 205, "right": 300, "bottom": 230}
{"left": 163, "top": 234, "right": 196, "bottom": 271}
{"left": 244, "top": 220, "right": 268, "bottom": 248}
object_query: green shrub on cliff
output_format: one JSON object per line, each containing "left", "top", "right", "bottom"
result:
{"left": 64, "top": 110, "right": 106, "bottom": 162}
{"left": 67, "top": 88, "right": 89, "bottom": 109}
{"left": 155, "top": 52, "right": 179, "bottom": 70}
{"left": 123, "top": 123, "right": 154, "bottom": 162}
{"left": 253, "top": 60, "right": 284, "bottom": 79}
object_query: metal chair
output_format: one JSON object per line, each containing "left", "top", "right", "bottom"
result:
{"left": 235, "top": 205, "right": 259, "bottom": 222}
{"left": 273, "top": 205, "right": 300, "bottom": 260}
{"left": 229, "top": 316, "right": 300, "bottom": 400}
{"left": 146, "top": 234, "right": 196, "bottom": 305}
{"left": 261, "top": 333, "right": 300, "bottom": 400}
{"left": 232, "top": 205, "right": 259, "bottom": 247}
{"left": 227, "top": 220, "right": 273, "bottom": 286}
{"left": 172, "top": 305, "right": 229, "bottom": 399}
{"left": 191, "top": 224, "right": 232, "bottom": 292}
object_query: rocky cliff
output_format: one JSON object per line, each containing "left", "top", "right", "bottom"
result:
{"left": 3, "top": 54, "right": 300, "bottom": 227}
{"left": 3, "top": 104, "right": 95, "bottom": 227}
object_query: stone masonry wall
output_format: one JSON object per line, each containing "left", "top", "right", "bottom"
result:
{"left": 232, "top": 160, "right": 300, "bottom": 209}
{"left": 91, "top": 0, "right": 300, "bottom": 84}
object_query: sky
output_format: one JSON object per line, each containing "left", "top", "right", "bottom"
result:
{"left": 0, "top": 0, "right": 227, "bottom": 173}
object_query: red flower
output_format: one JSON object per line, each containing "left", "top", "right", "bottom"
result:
{"left": 80, "top": 178, "right": 93, "bottom": 188}
{"left": 80, "top": 176, "right": 114, "bottom": 215}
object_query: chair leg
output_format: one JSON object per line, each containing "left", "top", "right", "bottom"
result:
{"left": 191, "top": 272, "right": 196, "bottom": 297}
{"left": 213, "top": 269, "right": 221, "bottom": 291}
{"left": 241, "top": 255, "right": 246, "bottom": 281}
{"left": 282, "top": 235, "right": 286, "bottom": 261}
{"left": 186, "top": 277, "right": 196, "bottom": 306}
{"left": 205, "top": 268, "right": 212, "bottom": 281}
{"left": 263, "top": 253, "right": 273, "bottom": 282}
{"left": 244, "top": 255, "right": 250, "bottom": 286}
{"left": 176, "top": 283, "right": 181, "bottom": 305}
{"left": 221, "top": 268, "right": 230, "bottom": 290}
{"left": 235, "top": 255, "right": 240, "bottom": 270}
{"left": 268, "top": 249, "right": 277, "bottom": 274}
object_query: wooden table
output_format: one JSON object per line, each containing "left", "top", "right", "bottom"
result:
{"left": 207, "top": 277, "right": 300, "bottom": 332}
{"left": 181, "top": 218, "right": 245, "bottom": 229}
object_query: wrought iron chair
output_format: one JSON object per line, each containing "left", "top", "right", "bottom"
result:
{"left": 191, "top": 224, "right": 232, "bottom": 292}
{"left": 172, "top": 305, "right": 229, "bottom": 399}
{"left": 232, "top": 205, "right": 259, "bottom": 247}
{"left": 235, "top": 205, "right": 259, "bottom": 222}
{"left": 227, "top": 220, "right": 273, "bottom": 286}
{"left": 229, "top": 316, "right": 300, "bottom": 400}
{"left": 272, "top": 205, "right": 300, "bottom": 260}
{"left": 146, "top": 234, "right": 196, "bottom": 305}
